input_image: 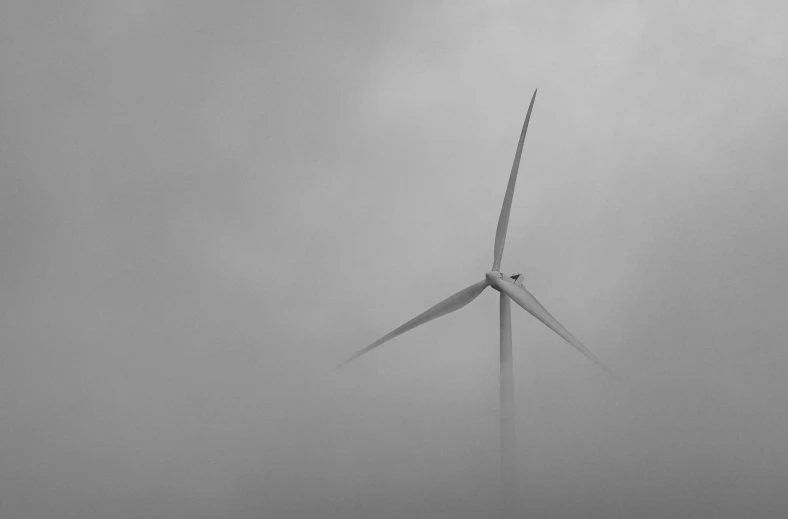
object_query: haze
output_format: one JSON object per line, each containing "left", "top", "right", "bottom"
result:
{"left": 1, "top": 1, "right": 787, "bottom": 518}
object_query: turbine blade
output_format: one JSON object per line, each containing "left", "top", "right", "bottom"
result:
{"left": 493, "top": 89, "right": 537, "bottom": 271}
{"left": 335, "top": 280, "right": 489, "bottom": 370}
{"left": 493, "top": 278, "right": 618, "bottom": 380}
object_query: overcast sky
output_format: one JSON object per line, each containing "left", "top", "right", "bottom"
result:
{"left": 2, "top": 1, "right": 788, "bottom": 518}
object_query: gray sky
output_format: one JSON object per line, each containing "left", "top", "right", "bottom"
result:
{"left": 2, "top": 1, "right": 788, "bottom": 518}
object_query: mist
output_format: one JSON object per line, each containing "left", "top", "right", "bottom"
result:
{"left": 2, "top": 1, "right": 787, "bottom": 517}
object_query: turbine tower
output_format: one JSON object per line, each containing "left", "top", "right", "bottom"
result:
{"left": 336, "top": 90, "right": 616, "bottom": 518}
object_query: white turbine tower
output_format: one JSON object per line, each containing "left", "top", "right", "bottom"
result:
{"left": 336, "top": 89, "right": 617, "bottom": 518}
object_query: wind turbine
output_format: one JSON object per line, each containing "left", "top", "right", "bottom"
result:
{"left": 336, "top": 89, "right": 616, "bottom": 517}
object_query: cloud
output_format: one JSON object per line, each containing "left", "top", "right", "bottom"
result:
{"left": 1, "top": 0, "right": 787, "bottom": 517}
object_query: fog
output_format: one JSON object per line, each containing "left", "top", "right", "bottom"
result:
{"left": 1, "top": 1, "right": 787, "bottom": 517}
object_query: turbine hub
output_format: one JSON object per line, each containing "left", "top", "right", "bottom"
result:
{"left": 485, "top": 270, "right": 502, "bottom": 286}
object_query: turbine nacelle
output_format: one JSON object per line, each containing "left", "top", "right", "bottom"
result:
{"left": 486, "top": 270, "right": 523, "bottom": 291}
